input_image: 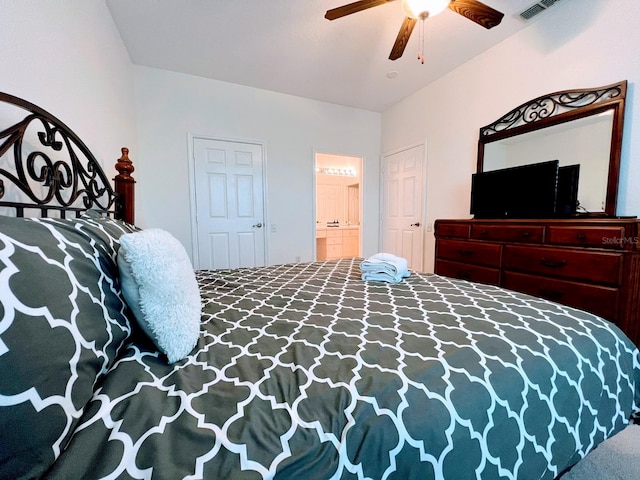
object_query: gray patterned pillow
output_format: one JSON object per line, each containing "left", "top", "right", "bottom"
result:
{"left": 0, "top": 215, "right": 138, "bottom": 479}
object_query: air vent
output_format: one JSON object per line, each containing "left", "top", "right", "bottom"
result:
{"left": 519, "top": 0, "right": 563, "bottom": 20}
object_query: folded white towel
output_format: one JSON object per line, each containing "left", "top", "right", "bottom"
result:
{"left": 360, "top": 253, "right": 410, "bottom": 283}
{"left": 361, "top": 271, "right": 406, "bottom": 283}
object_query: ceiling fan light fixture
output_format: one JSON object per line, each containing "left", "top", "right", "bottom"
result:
{"left": 401, "top": 0, "right": 450, "bottom": 19}
{"left": 326, "top": 0, "right": 504, "bottom": 61}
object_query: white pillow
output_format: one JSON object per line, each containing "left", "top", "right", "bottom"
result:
{"left": 117, "top": 229, "right": 201, "bottom": 363}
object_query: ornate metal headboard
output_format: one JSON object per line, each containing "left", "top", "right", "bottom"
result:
{"left": 0, "top": 92, "right": 134, "bottom": 222}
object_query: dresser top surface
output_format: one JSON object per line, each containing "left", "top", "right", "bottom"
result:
{"left": 436, "top": 217, "right": 638, "bottom": 225}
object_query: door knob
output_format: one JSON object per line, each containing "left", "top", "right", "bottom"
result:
{"left": 253, "top": 222, "right": 263, "bottom": 228}
{"left": 411, "top": 222, "right": 421, "bottom": 227}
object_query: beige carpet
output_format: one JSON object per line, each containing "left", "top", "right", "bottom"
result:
{"left": 560, "top": 424, "right": 640, "bottom": 480}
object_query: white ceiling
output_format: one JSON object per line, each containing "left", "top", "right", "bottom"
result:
{"left": 106, "top": 0, "right": 557, "bottom": 112}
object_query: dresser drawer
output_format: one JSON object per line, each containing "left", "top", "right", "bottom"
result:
{"left": 435, "top": 222, "right": 470, "bottom": 238}
{"left": 436, "top": 259, "right": 500, "bottom": 285}
{"left": 547, "top": 226, "right": 627, "bottom": 249}
{"left": 326, "top": 236, "right": 342, "bottom": 246}
{"left": 470, "top": 225, "right": 544, "bottom": 243}
{"left": 437, "top": 239, "right": 501, "bottom": 267}
{"left": 503, "top": 245, "right": 622, "bottom": 285}
{"left": 503, "top": 272, "right": 619, "bottom": 321}
{"left": 343, "top": 229, "right": 359, "bottom": 237}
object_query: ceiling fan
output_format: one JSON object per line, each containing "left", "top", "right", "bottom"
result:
{"left": 325, "top": 0, "right": 505, "bottom": 61}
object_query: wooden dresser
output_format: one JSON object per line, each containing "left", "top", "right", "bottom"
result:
{"left": 434, "top": 218, "right": 640, "bottom": 346}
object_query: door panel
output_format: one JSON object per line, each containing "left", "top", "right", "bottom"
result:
{"left": 208, "top": 174, "right": 227, "bottom": 216}
{"left": 193, "top": 138, "right": 266, "bottom": 270}
{"left": 403, "top": 176, "right": 417, "bottom": 216}
{"left": 207, "top": 233, "right": 231, "bottom": 269}
{"left": 236, "top": 175, "right": 255, "bottom": 217}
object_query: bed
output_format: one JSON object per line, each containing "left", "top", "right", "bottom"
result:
{"left": 1, "top": 93, "right": 639, "bottom": 480}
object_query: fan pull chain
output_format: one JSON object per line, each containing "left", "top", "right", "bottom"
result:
{"left": 417, "top": 18, "right": 425, "bottom": 64}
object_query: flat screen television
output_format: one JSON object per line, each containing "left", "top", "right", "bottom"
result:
{"left": 470, "top": 160, "right": 560, "bottom": 218}
{"left": 556, "top": 164, "right": 580, "bottom": 216}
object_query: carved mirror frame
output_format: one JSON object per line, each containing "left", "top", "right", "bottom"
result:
{"left": 477, "top": 80, "right": 627, "bottom": 217}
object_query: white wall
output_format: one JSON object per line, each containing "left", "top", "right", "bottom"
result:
{"left": 133, "top": 67, "right": 381, "bottom": 266}
{"left": 382, "top": 0, "right": 640, "bottom": 273}
{"left": 7, "top": 1, "right": 635, "bottom": 273}
{"left": 0, "top": 1, "right": 137, "bottom": 179}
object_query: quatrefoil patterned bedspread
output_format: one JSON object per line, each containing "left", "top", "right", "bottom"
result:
{"left": 48, "top": 258, "right": 640, "bottom": 480}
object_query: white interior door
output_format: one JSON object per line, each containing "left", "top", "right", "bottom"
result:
{"left": 381, "top": 144, "right": 425, "bottom": 271}
{"left": 193, "top": 137, "right": 266, "bottom": 269}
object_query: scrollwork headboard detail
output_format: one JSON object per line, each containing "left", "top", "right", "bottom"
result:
{"left": 0, "top": 92, "right": 134, "bottom": 223}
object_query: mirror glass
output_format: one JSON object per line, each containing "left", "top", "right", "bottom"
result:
{"left": 482, "top": 110, "right": 613, "bottom": 213}
{"left": 477, "top": 81, "right": 627, "bottom": 216}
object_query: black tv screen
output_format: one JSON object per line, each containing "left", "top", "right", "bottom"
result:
{"left": 556, "top": 164, "right": 580, "bottom": 216}
{"left": 471, "top": 160, "right": 560, "bottom": 218}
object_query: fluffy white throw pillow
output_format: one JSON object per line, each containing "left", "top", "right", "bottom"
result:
{"left": 117, "top": 229, "right": 201, "bottom": 363}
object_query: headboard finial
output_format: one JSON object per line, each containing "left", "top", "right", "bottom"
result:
{"left": 114, "top": 147, "right": 135, "bottom": 224}
{"left": 115, "top": 147, "right": 135, "bottom": 178}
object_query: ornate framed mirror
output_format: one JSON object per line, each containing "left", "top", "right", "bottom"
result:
{"left": 477, "top": 80, "right": 627, "bottom": 217}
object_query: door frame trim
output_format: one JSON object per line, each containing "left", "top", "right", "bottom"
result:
{"left": 187, "top": 133, "right": 269, "bottom": 269}
{"left": 380, "top": 141, "right": 427, "bottom": 272}
{"left": 312, "top": 149, "right": 365, "bottom": 261}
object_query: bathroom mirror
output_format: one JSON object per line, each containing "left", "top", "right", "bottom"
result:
{"left": 477, "top": 80, "right": 627, "bottom": 216}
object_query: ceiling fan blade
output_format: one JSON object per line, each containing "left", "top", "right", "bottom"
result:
{"left": 388, "top": 17, "right": 417, "bottom": 61}
{"left": 448, "top": 0, "right": 504, "bottom": 29}
{"left": 325, "top": 0, "right": 395, "bottom": 20}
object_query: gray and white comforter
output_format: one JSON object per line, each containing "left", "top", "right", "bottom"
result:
{"left": 44, "top": 258, "right": 640, "bottom": 480}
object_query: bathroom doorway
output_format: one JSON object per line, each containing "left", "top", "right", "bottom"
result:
{"left": 314, "top": 153, "right": 363, "bottom": 261}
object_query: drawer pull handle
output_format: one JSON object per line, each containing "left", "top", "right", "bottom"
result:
{"left": 457, "top": 249, "right": 473, "bottom": 256}
{"left": 521, "top": 231, "right": 531, "bottom": 238}
{"left": 457, "top": 271, "right": 471, "bottom": 280}
{"left": 577, "top": 233, "right": 587, "bottom": 241}
{"left": 480, "top": 230, "right": 489, "bottom": 236}
{"left": 540, "top": 258, "right": 567, "bottom": 268}
{"left": 539, "top": 289, "right": 564, "bottom": 300}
